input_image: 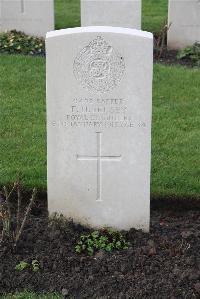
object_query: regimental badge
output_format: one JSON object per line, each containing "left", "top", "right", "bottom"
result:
{"left": 73, "top": 36, "right": 125, "bottom": 93}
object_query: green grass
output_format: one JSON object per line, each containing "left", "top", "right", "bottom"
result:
{"left": 142, "top": 0, "right": 168, "bottom": 33}
{"left": 152, "top": 64, "right": 200, "bottom": 198}
{"left": 55, "top": 0, "right": 80, "bottom": 29}
{"left": 0, "top": 54, "right": 199, "bottom": 198}
{"left": 0, "top": 54, "right": 46, "bottom": 190}
{"left": 55, "top": 0, "right": 168, "bottom": 34}
{"left": 0, "top": 292, "right": 61, "bottom": 299}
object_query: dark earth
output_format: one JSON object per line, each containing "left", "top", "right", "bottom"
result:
{"left": 154, "top": 48, "right": 197, "bottom": 68}
{"left": 0, "top": 196, "right": 200, "bottom": 298}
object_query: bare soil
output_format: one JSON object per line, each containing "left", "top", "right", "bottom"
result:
{"left": 0, "top": 198, "right": 200, "bottom": 298}
{"left": 154, "top": 48, "right": 197, "bottom": 67}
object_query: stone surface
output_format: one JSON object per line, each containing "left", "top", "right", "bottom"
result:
{"left": 168, "top": 0, "right": 200, "bottom": 49}
{"left": 0, "top": 0, "right": 54, "bottom": 37}
{"left": 46, "top": 26, "right": 153, "bottom": 231}
{"left": 81, "top": 0, "right": 141, "bottom": 29}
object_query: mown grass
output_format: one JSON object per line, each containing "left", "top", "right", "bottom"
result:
{"left": 142, "top": 0, "right": 168, "bottom": 33}
{"left": 152, "top": 64, "right": 200, "bottom": 198}
{"left": 0, "top": 54, "right": 199, "bottom": 198}
{"left": 0, "top": 292, "right": 61, "bottom": 299}
{"left": 55, "top": 0, "right": 168, "bottom": 33}
{"left": 0, "top": 54, "right": 46, "bottom": 190}
{"left": 55, "top": 0, "right": 80, "bottom": 29}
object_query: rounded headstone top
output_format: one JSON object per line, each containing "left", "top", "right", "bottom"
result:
{"left": 46, "top": 26, "right": 153, "bottom": 40}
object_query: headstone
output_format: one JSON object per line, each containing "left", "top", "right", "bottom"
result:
{"left": 81, "top": 0, "right": 141, "bottom": 29}
{"left": 0, "top": 0, "right": 54, "bottom": 37}
{"left": 168, "top": 0, "right": 200, "bottom": 49}
{"left": 46, "top": 26, "right": 153, "bottom": 231}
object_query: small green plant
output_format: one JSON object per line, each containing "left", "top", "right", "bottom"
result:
{"left": 75, "top": 229, "right": 129, "bottom": 256}
{"left": 177, "top": 42, "right": 200, "bottom": 65}
{"left": 0, "top": 30, "right": 45, "bottom": 56}
{"left": 31, "top": 259, "right": 40, "bottom": 272}
{"left": 15, "top": 260, "right": 40, "bottom": 272}
{"left": 15, "top": 261, "right": 29, "bottom": 271}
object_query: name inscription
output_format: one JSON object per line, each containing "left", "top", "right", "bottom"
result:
{"left": 51, "top": 98, "right": 146, "bottom": 129}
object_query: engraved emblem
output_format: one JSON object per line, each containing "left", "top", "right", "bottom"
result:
{"left": 73, "top": 36, "right": 125, "bottom": 93}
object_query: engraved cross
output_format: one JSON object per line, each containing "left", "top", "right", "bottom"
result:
{"left": 77, "top": 132, "right": 122, "bottom": 201}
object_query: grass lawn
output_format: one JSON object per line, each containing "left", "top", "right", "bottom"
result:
{"left": 142, "top": 0, "right": 168, "bottom": 33}
{"left": 0, "top": 55, "right": 46, "bottom": 190}
{"left": 152, "top": 64, "right": 200, "bottom": 198}
{"left": 0, "top": 54, "right": 199, "bottom": 198}
{"left": 55, "top": 0, "right": 168, "bottom": 34}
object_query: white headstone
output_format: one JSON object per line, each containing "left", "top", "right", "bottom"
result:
{"left": 46, "top": 26, "right": 153, "bottom": 231}
{"left": 81, "top": 0, "right": 141, "bottom": 29}
{"left": 168, "top": 0, "right": 200, "bottom": 49}
{"left": 0, "top": 0, "right": 54, "bottom": 37}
